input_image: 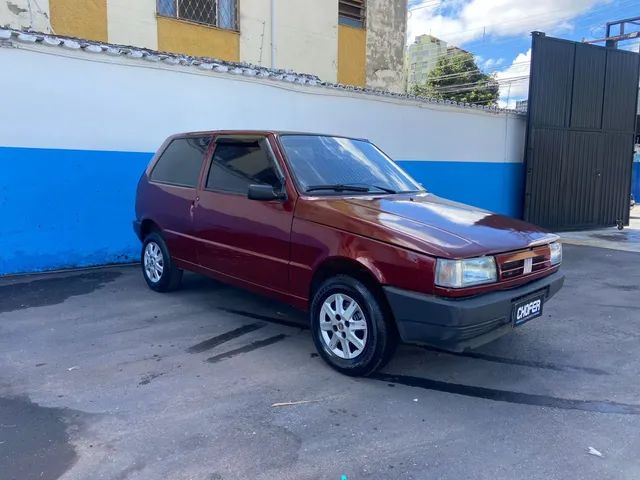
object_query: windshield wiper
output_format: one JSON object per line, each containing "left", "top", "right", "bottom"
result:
{"left": 305, "top": 184, "right": 370, "bottom": 193}
{"left": 305, "top": 183, "right": 397, "bottom": 194}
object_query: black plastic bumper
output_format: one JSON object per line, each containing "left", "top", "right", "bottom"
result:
{"left": 383, "top": 271, "right": 565, "bottom": 352}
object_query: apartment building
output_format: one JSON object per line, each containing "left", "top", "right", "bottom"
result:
{"left": 0, "top": 0, "right": 407, "bottom": 91}
{"left": 406, "top": 33, "right": 447, "bottom": 91}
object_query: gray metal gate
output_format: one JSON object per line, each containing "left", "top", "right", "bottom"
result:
{"left": 523, "top": 32, "right": 640, "bottom": 230}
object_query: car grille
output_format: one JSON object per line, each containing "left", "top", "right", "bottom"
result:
{"left": 495, "top": 245, "right": 551, "bottom": 281}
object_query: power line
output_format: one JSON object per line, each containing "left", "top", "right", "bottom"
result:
{"left": 409, "top": 0, "right": 638, "bottom": 43}
{"left": 408, "top": 0, "right": 638, "bottom": 86}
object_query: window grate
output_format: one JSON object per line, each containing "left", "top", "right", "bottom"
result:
{"left": 157, "top": 0, "right": 238, "bottom": 31}
{"left": 339, "top": 0, "right": 365, "bottom": 28}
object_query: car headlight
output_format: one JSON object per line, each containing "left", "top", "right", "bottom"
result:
{"left": 435, "top": 256, "right": 497, "bottom": 288}
{"left": 549, "top": 242, "right": 562, "bottom": 265}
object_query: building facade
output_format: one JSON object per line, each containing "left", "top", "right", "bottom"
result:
{"left": 0, "top": 0, "right": 407, "bottom": 91}
{"left": 406, "top": 34, "right": 447, "bottom": 91}
{"left": 0, "top": 31, "right": 526, "bottom": 274}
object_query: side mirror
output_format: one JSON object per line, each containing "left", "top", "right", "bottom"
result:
{"left": 247, "top": 184, "right": 286, "bottom": 201}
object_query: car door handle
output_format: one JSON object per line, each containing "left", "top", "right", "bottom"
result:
{"left": 190, "top": 198, "right": 198, "bottom": 216}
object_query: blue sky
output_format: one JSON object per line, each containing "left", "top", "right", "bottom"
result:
{"left": 407, "top": 0, "right": 640, "bottom": 106}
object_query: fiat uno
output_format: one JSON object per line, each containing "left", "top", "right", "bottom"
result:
{"left": 134, "top": 131, "right": 564, "bottom": 376}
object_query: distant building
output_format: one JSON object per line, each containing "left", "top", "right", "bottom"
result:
{"left": 0, "top": 0, "right": 407, "bottom": 91}
{"left": 516, "top": 100, "right": 528, "bottom": 112}
{"left": 406, "top": 34, "right": 448, "bottom": 91}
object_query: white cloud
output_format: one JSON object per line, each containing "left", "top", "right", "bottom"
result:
{"left": 495, "top": 48, "right": 531, "bottom": 108}
{"left": 482, "top": 57, "right": 504, "bottom": 70}
{"left": 621, "top": 37, "right": 640, "bottom": 52}
{"left": 407, "top": 0, "right": 611, "bottom": 45}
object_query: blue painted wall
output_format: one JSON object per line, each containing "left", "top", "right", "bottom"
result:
{"left": 397, "top": 161, "right": 525, "bottom": 218}
{"left": 633, "top": 154, "right": 640, "bottom": 201}
{"left": 0, "top": 147, "right": 151, "bottom": 275}
{"left": 0, "top": 148, "right": 524, "bottom": 275}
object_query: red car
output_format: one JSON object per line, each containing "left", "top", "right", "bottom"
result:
{"left": 134, "top": 131, "right": 564, "bottom": 376}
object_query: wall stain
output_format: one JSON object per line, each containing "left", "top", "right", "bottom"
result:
{"left": 187, "top": 323, "right": 265, "bottom": 354}
{"left": 6, "top": 1, "right": 28, "bottom": 15}
{"left": 206, "top": 334, "right": 287, "bottom": 364}
{"left": 373, "top": 373, "right": 640, "bottom": 415}
{"left": 0, "top": 270, "right": 121, "bottom": 313}
{"left": 0, "top": 396, "right": 80, "bottom": 480}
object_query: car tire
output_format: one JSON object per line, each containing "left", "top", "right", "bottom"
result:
{"left": 310, "top": 275, "right": 397, "bottom": 376}
{"left": 141, "top": 232, "right": 183, "bottom": 292}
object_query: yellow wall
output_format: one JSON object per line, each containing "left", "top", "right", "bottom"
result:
{"left": 337, "top": 25, "right": 366, "bottom": 87}
{"left": 157, "top": 17, "right": 239, "bottom": 61}
{"left": 50, "top": 0, "right": 108, "bottom": 42}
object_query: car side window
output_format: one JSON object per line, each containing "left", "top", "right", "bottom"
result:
{"left": 206, "top": 139, "right": 281, "bottom": 194}
{"left": 150, "top": 136, "right": 211, "bottom": 187}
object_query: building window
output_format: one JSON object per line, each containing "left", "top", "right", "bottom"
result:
{"left": 157, "top": 0, "right": 238, "bottom": 31}
{"left": 339, "top": 0, "right": 365, "bottom": 28}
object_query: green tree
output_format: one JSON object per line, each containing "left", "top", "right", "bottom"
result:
{"left": 412, "top": 51, "right": 499, "bottom": 106}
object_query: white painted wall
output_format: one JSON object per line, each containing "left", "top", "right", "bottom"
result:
{"left": 240, "top": 0, "right": 338, "bottom": 82}
{"left": 107, "top": 0, "right": 157, "bottom": 49}
{"left": 0, "top": 0, "right": 50, "bottom": 32}
{"left": 0, "top": 43, "right": 525, "bottom": 163}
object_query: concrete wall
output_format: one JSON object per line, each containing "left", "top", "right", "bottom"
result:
{"left": 273, "top": 0, "right": 338, "bottom": 82}
{"left": 0, "top": 41, "right": 525, "bottom": 275}
{"left": 239, "top": 0, "right": 271, "bottom": 66}
{"left": 240, "top": 0, "right": 339, "bottom": 79}
{"left": 0, "top": 0, "right": 50, "bottom": 31}
{"left": 1, "top": 0, "right": 406, "bottom": 87}
{"left": 107, "top": 0, "right": 157, "bottom": 49}
{"left": 366, "top": 0, "right": 407, "bottom": 93}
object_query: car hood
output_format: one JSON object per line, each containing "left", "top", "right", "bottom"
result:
{"left": 295, "top": 193, "right": 557, "bottom": 258}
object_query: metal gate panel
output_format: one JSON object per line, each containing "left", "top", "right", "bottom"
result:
{"left": 527, "top": 37, "right": 574, "bottom": 129}
{"left": 600, "top": 133, "right": 635, "bottom": 225}
{"left": 561, "top": 131, "right": 602, "bottom": 228}
{"left": 603, "top": 49, "right": 640, "bottom": 132}
{"left": 570, "top": 45, "right": 605, "bottom": 129}
{"left": 527, "top": 129, "right": 565, "bottom": 227}
{"left": 524, "top": 32, "right": 640, "bottom": 230}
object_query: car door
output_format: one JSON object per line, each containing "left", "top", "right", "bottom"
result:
{"left": 145, "top": 134, "right": 212, "bottom": 265}
{"left": 193, "top": 134, "right": 295, "bottom": 294}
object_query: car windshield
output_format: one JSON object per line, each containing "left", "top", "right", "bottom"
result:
{"left": 278, "top": 135, "right": 424, "bottom": 195}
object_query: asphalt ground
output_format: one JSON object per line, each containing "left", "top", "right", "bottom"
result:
{"left": 1, "top": 244, "right": 639, "bottom": 480}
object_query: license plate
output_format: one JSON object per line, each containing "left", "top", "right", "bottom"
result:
{"left": 512, "top": 293, "right": 544, "bottom": 326}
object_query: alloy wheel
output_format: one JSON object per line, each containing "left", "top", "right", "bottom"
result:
{"left": 319, "top": 293, "right": 368, "bottom": 359}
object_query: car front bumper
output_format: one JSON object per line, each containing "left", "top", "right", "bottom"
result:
{"left": 383, "top": 271, "right": 565, "bottom": 352}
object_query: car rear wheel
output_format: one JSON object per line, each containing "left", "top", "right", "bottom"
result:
{"left": 310, "top": 275, "right": 397, "bottom": 376}
{"left": 141, "top": 232, "right": 183, "bottom": 292}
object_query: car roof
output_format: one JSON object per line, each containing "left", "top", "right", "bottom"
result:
{"left": 168, "top": 130, "right": 369, "bottom": 141}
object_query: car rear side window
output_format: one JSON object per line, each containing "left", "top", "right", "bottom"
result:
{"left": 206, "top": 139, "right": 281, "bottom": 193}
{"left": 150, "top": 136, "right": 211, "bottom": 187}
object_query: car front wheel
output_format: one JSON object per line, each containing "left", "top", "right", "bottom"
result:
{"left": 141, "top": 232, "right": 183, "bottom": 292}
{"left": 310, "top": 275, "right": 397, "bottom": 376}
